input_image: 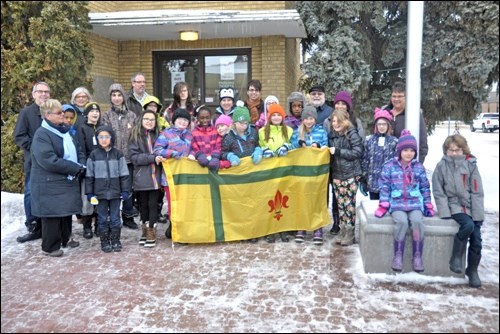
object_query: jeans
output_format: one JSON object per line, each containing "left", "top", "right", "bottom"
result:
{"left": 96, "top": 199, "right": 122, "bottom": 230}
{"left": 452, "top": 213, "right": 482, "bottom": 256}
{"left": 121, "top": 163, "right": 135, "bottom": 216}
{"left": 24, "top": 172, "right": 37, "bottom": 224}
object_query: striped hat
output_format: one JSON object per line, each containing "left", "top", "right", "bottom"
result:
{"left": 396, "top": 129, "right": 418, "bottom": 158}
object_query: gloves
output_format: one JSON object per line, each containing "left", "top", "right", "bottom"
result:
{"left": 75, "top": 164, "right": 86, "bottom": 180}
{"left": 262, "top": 148, "right": 274, "bottom": 158}
{"left": 121, "top": 191, "right": 130, "bottom": 200}
{"left": 298, "top": 139, "right": 306, "bottom": 147}
{"left": 87, "top": 194, "right": 96, "bottom": 202}
{"left": 252, "top": 147, "right": 263, "bottom": 165}
{"left": 219, "top": 160, "right": 231, "bottom": 169}
{"left": 424, "top": 203, "right": 435, "bottom": 217}
{"left": 359, "top": 177, "right": 368, "bottom": 197}
{"left": 207, "top": 157, "right": 220, "bottom": 172}
{"left": 196, "top": 152, "right": 210, "bottom": 167}
{"left": 276, "top": 143, "right": 291, "bottom": 157}
{"left": 375, "top": 202, "right": 390, "bottom": 218}
{"left": 227, "top": 153, "right": 240, "bottom": 166}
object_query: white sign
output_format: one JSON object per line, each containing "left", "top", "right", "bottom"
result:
{"left": 171, "top": 72, "right": 185, "bottom": 93}
{"left": 220, "top": 57, "right": 235, "bottom": 81}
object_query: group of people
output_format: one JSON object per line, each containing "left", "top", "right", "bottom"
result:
{"left": 13, "top": 77, "right": 484, "bottom": 288}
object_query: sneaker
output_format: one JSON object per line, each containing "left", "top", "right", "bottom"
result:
{"left": 312, "top": 228, "right": 323, "bottom": 245}
{"left": 279, "top": 232, "right": 290, "bottom": 243}
{"left": 265, "top": 234, "right": 276, "bottom": 243}
{"left": 16, "top": 230, "right": 42, "bottom": 243}
{"left": 44, "top": 249, "right": 63, "bottom": 257}
{"left": 295, "top": 231, "right": 306, "bottom": 243}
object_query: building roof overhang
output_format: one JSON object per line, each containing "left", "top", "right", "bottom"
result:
{"left": 89, "top": 9, "right": 307, "bottom": 41}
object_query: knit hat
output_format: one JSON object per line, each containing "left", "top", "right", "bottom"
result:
{"left": 309, "top": 85, "right": 325, "bottom": 94}
{"left": 396, "top": 129, "right": 418, "bottom": 158}
{"left": 333, "top": 91, "right": 353, "bottom": 111}
{"left": 267, "top": 104, "right": 285, "bottom": 121}
{"left": 286, "top": 92, "right": 306, "bottom": 115}
{"left": 62, "top": 104, "right": 76, "bottom": 113}
{"left": 172, "top": 108, "right": 191, "bottom": 125}
{"left": 301, "top": 104, "right": 318, "bottom": 121}
{"left": 215, "top": 114, "right": 232, "bottom": 128}
{"left": 108, "top": 83, "right": 126, "bottom": 100}
{"left": 232, "top": 101, "right": 251, "bottom": 123}
{"left": 84, "top": 102, "right": 100, "bottom": 115}
{"left": 373, "top": 107, "right": 393, "bottom": 133}
{"left": 219, "top": 88, "right": 234, "bottom": 101}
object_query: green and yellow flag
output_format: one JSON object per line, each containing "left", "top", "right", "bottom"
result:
{"left": 163, "top": 148, "right": 331, "bottom": 243}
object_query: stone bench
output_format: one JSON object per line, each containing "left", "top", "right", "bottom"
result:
{"left": 357, "top": 200, "right": 465, "bottom": 277}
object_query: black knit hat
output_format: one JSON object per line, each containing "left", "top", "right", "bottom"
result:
{"left": 172, "top": 108, "right": 191, "bottom": 125}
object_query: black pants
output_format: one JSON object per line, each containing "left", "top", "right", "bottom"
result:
{"left": 137, "top": 189, "right": 162, "bottom": 228}
{"left": 41, "top": 216, "right": 69, "bottom": 253}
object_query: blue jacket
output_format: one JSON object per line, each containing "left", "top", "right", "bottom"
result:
{"left": 362, "top": 133, "right": 398, "bottom": 193}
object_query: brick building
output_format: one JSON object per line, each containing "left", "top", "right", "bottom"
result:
{"left": 87, "top": 1, "right": 306, "bottom": 109}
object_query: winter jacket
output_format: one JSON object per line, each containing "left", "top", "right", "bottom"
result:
{"left": 316, "top": 104, "right": 334, "bottom": 127}
{"left": 328, "top": 127, "right": 364, "bottom": 180}
{"left": 191, "top": 125, "right": 222, "bottom": 157}
{"left": 221, "top": 126, "right": 259, "bottom": 159}
{"left": 101, "top": 107, "right": 137, "bottom": 163}
{"left": 30, "top": 122, "right": 85, "bottom": 217}
{"left": 323, "top": 117, "right": 365, "bottom": 143}
{"left": 432, "top": 154, "right": 484, "bottom": 221}
{"left": 86, "top": 132, "right": 131, "bottom": 200}
{"left": 14, "top": 103, "right": 43, "bottom": 173}
{"left": 212, "top": 106, "right": 235, "bottom": 125}
{"left": 290, "top": 124, "right": 328, "bottom": 148}
{"left": 258, "top": 125, "right": 293, "bottom": 152}
{"left": 153, "top": 126, "right": 193, "bottom": 186}
{"left": 129, "top": 130, "right": 161, "bottom": 191}
{"left": 127, "top": 88, "right": 147, "bottom": 117}
{"left": 362, "top": 133, "right": 398, "bottom": 193}
{"left": 379, "top": 157, "right": 431, "bottom": 213}
{"left": 77, "top": 121, "right": 100, "bottom": 158}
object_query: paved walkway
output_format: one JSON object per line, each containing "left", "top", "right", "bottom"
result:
{"left": 1, "top": 214, "right": 499, "bottom": 333}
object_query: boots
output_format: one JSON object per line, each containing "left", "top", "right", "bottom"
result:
{"left": 412, "top": 239, "right": 425, "bottom": 272}
{"left": 121, "top": 212, "right": 138, "bottom": 229}
{"left": 17, "top": 220, "right": 42, "bottom": 243}
{"left": 335, "top": 225, "right": 347, "bottom": 245}
{"left": 265, "top": 234, "right": 276, "bottom": 243}
{"left": 83, "top": 217, "right": 93, "bottom": 239}
{"left": 279, "top": 232, "right": 290, "bottom": 243}
{"left": 313, "top": 228, "right": 323, "bottom": 245}
{"left": 99, "top": 228, "right": 112, "bottom": 253}
{"left": 139, "top": 222, "right": 148, "bottom": 245}
{"left": 341, "top": 224, "right": 355, "bottom": 246}
{"left": 145, "top": 224, "right": 157, "bottom": 248}
{"left": 329, "top": 212, "right": 340, "bottom": 235}
{"left": 449, "top": 234, "right": 468, "bottom": 273}
{"left": 465, "top": 249, "right": 482, "bottom": 288}
{"left": 391, "top": 239, "right": 405, "bottom": 272}
{"left": 110, "top": 227, "right": 122, "bottom": 252}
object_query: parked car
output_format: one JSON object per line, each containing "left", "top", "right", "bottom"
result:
{"left": 470, "top": 113, "right": 499, "bottom": 132}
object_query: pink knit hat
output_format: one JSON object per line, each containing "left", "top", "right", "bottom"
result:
{"left": 373, "top": 107, "right": 393, "bottom": 133}
{"left": 215, "top": 114, "right": 232, "bottom": 127}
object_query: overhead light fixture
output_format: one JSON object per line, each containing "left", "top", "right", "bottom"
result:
{"left": 180, "top": 31, "right": 199, "bottom": 41}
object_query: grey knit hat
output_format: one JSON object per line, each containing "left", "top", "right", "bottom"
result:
{"left": 286, "top": 92, "right": 306, "bottom": 115}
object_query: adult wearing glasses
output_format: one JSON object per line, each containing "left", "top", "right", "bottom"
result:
{"left": 14, "top": 81, "right": 51, "bottom": 243}
{"left": 383, "top": 81, "right": 429, "bottom": 164}
{"left": 128, "top": 72, "right": 149, "bottom": 117}
{"left": 70, "top": 87, "right": 93, "bottom": 129}
{"left": 244, "top": 79, "right": 264, "bottom": 125}
{"left": 30, "top": 99, "right": 86, "bottom": 257}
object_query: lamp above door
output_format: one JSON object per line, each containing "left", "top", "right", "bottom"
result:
{"left": 180, "top": 31, "right": 199, "bottom": 41}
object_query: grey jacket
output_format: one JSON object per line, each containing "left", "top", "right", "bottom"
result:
{"left": 432, "top": 155, "right": 484, "bottom": 222}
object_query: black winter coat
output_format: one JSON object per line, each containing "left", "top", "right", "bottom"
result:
{"left": 30, "top": 124, "right": 86, "bottom": 217}
{"left": 14, "top": 103, "right": 43, "bottom": 173}
{"left": 328, "top": 127, "right": 364, "bottom": 180}
{"left": 129, "top": 131, "right": 162, "bottom": 191}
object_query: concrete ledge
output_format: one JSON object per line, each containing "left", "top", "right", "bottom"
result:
{"left": 358, "top": 200, "right": 465, "bottom": 277}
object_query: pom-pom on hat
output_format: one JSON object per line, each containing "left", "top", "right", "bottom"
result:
{"left": 373, "top": 107, "right": 393, "bottom": 134}
{"left": 232, "top": 100, "right": 251, "bottom": 123}
{"left": 84, "top": 102, "right": 100, "bottom": 115}
{"left": 215, "top": 114, "right": 233, "bottom": 128}
{"left": 301, "top": 104, "right": 318, "bottom": 121}
{"left": 267, "top": 104, "right": 286, "bottom": 121}
{"left": 333, "top": 91, "right": 353, "bottom": 111}
{"left": 219, "top": 87, "right": 235, "bottom": 101}
{"left": 396, "top": 129, "right": 418, "bottom": 158}
{"left": 172, "top": 108, "right": 191, "bottom": 125}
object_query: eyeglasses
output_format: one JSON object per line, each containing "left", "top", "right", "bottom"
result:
{"left": 36, "top": 90, "right": 50, "bottom": 95}
{"left": 75, "top": 95, "right": 88, "bottom": 99}
{"left": 248, "top": 89, "right": 259, "bottom": 92}
{"left": 391, "top": 95, "right": 405, "bottom": 99}
{"left": 48, "top": 111, "right": 63, "bottom": 115}
{"left": 133, "top": 80, "right": 146, "bottom": 84}
{"left": 97, "top": 135, "right": 112, "bottom": 140}
{"left": 310, "top": 92, "right": 323, "bottom": 96}
{"left": 447, "top": 148, "right": 463, "bottom": 153}
{"left": 266, "top": 101, "right": 277, "bottom": 105}
{"left": 143, "top": 118, "right": 156, "bottom": 122}
{"left": 376, "top": 122, "right": 388, "bottom": 126}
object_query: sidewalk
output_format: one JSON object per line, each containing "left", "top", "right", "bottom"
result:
{"left": 1, "top": 208, "right": 498, "bottom": 333}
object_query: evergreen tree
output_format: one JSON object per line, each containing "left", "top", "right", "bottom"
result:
{"left": 297, "top": 1, "right": 499, "bottom": 132}
{"left": 1, "top": 1, "right": 94, "bottom": 192}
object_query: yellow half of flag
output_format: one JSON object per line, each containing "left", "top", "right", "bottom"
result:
{"left": 163, "top": 148, "right": 331, "bottom": 243}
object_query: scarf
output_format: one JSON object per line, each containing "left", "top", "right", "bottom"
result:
{"left": 246, "top": 99, "right": 261, "bottom": 124}
{"left": 41, "top": 119, "right": 78, "bottom": 178}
